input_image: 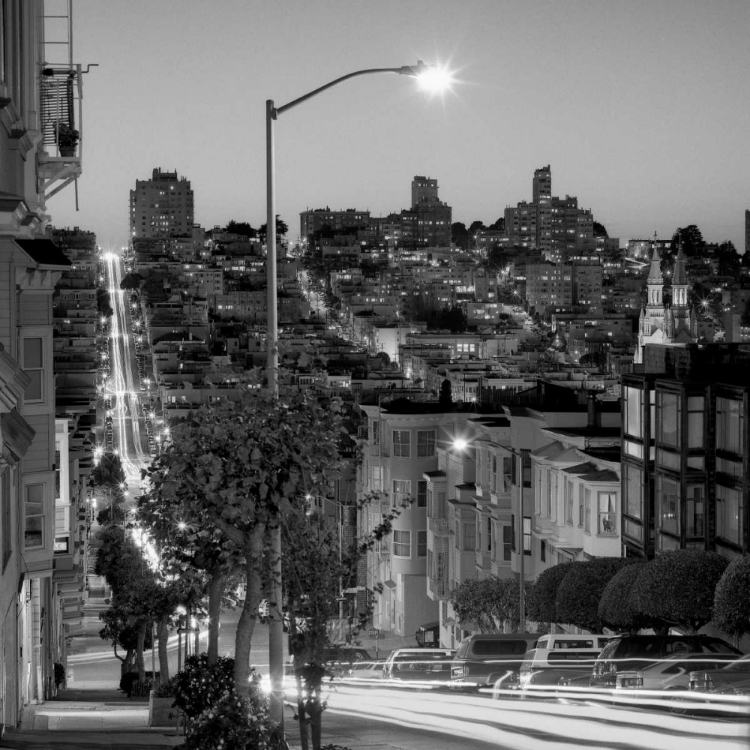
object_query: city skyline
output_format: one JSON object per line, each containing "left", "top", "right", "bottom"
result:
{"left": 48, "top": 0, "right": 750, "bottom": 251}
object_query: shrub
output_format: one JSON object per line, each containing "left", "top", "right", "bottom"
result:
{"left": 598, "top": 563, "right": 652, "bottom": 633}
{"left": 172, "top": 654, "right": 235, "bottom": 720}
{"left": 713, "top": 555, "right": 750, "bottom": 642}
{"left": 526, "top": 563, "right": 572, "bottom": 624}
{"left": 184, "top": 690, "right": 285, "bottom": 750}
{"left": 630, "top": 550, "right": 729, "bottom": 633}
{"left": 556, "top": 558, "right": 635, "bottom": 632}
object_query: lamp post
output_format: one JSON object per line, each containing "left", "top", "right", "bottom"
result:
{"left": 266, "top": 60, "right": 451, "bottom": 726}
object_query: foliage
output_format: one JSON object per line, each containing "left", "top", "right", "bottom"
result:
{"left": 629, "top": 550, "right": 729, "bottom": 633}
{"left": 593, "top": 221, "right": 608, "bottom": 238}
{"left": 489, "top": 216, "right": 505, "bottom": 231}
{"left": 598, "top": 562, "right": 653, "bottom": 633}
{"left": 451, "top": 222, "right": 469, "bottom": 249}
{"left": 259, "top": 215, "right": 289, "bottom": 239}
{"left": 526, "top": 563, "right": 572, "bottom": 624}
{"left": 468, "top": 220, "right": 486, "bottom": 234}
{"left": 439, "top": 379, "right": 453, "bottom": 407}
{"left": 91, "top": 452, "right": 125, "bottom": 489}
{"left": 713, "top": 555, "right": 750, "bottom": 641}
{"left": 225, "top": 220, "right": 257, "bottom": 238}
{"left": 555, "top": 558, "right": 634, "bottom": 632}
{"left": 153, "top": 677, "right": 177, "bottom": 698}
{"left": 143, "top": 385, "right": 345, "bottom": 695}
{"left": 56, "top": 122, "right": 79, "bottom": 146}
{"left": 183, "top": 690, "right": 284, "bottom": 750}
{"left": 450, "top": 576, "right": 532, "bottom": 633}
{"left": 172, "top": 653, "right": 236, "bottom": 720}
{"left": 120, "top": 272, "right": 144, "bottom": 291}
{"left": 671, "top": 224, "right": 705, "bottom": 257}
{"left": 96, "top": 288, "right": 113, "bottom": 318}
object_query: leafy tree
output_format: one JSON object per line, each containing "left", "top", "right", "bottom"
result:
{"left": 598, "top": 562, "right": 654, "bottom": 633}
{"left": 555, "top": 558, "right": 634, "bottom": 632}
{"left": 96, "top": 288, "right": 113, "bottom": 318}
{"left": 629, "top": 550, "right": 729, "bottom": 633}
{"left": 713, "top": 555, "right": 750, "bottom": 644}
{"left": 468, "top": 220, "right": 486, "bottom": 235}
{"left": 450, "top": 576, "right": 532, "bottom": 634}
{"left": 439, "top": 379, "right": 453, "bottom": 408}
{"left": 526, "top": 563, "right": 572, "bottom": 624}
{"left": 593, "top": 221, "right": 608, "bottom": 238}
{"left": 143, "top": 385, "right": 344, "bottom": 697}
{"left": 120, "top": 272, "right": 144, "bottom": 291}
{"left": 451, "top": 222, "right": 469, "bottom": 249}
{"left": 225, "top": 220, "right": 257, "bottom": 238}
{"left": 259, "top": 216, "right": 289, "bottom": 240}
{"left": 489, "top": 216, "right": 506, "bottom": 232}
{"left": 671, "top": 225, "right": 705, "bottom": 257}
{"left": 92, "top": 452, "right": 126, "bottom": 489}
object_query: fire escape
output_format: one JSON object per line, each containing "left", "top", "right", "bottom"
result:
{"left": 37, "top": 0, "right": 92, "bottom": 204}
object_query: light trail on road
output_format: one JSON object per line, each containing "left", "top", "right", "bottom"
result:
{"left": 103, "top": 252, "right": 149, "bottom": 486}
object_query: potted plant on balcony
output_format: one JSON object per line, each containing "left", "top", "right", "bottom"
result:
{"left": 56, "top": 122, "right": 79, "bottom": 157}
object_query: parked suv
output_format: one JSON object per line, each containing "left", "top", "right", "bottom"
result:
{"left": 590, "top": 634, "right": 740, "bottom": 689}
{"left": 450, "top": 633, "right": 540, "bottom": 690}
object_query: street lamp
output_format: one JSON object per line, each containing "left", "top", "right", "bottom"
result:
{"left": 265, "top": 59, "right": 451, "bottom": 725}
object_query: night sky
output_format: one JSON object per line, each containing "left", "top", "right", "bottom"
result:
{"left": 49, "top": 0, "right": 750, "bottom": 251}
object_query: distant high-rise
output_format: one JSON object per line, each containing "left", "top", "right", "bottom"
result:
{"left": 533, "top": 165, "right": 552, "bottom": 253}
{"left": 129, "top": 168, "right": 194, "bottom": 240}
{"left": 745, "top": 209, "right": 749, "bottom": 255}
{"left": 410, "top": 175, "right": 452, "bottom": 246}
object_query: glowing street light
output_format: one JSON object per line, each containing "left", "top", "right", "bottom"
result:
{"left": 265, "top": 59, "right": 453, "bottom": 725}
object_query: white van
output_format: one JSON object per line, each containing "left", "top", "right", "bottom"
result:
{"left": 517, "top": 634, "right": 612, "bottom": 691}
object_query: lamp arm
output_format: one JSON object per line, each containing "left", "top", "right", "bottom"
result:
{"left": 273, "top": 67, "right": 408, "bottom": 119}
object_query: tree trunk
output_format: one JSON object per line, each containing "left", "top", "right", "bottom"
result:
{"left": 136, "top": 620, "right": 148, "bottom": 686}
{"left": 234, "top": 523, "right": 264, "bottom": 695}
{"left": 309, "top": 700, "right": 323, "bottom": 750}
{"left": 295, "top": 672, "right": 309, "bottom": 750}
{"left": 157, "top": 617, "right": 170, "bottom": 682}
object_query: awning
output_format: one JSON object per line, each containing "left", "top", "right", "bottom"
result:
{"left": 1, "top": 409, "right": 35, "bottom": 462}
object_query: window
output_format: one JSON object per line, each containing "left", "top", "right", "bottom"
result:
{"left": 1, "top": 469, "right": 11, "bottom": 570}
{"left": 523, "top": 516, "right": 531, "bottom": 555}
{"left": 416, "top": 480, "right": 427, "bottom": 507}
{"left": 503, "top": 525, "right": 512, "bottom": 561}
{"left": 417, "top": 430, "right": 436, "bottom": 457}
{"left": 540, "top": 540, "right": 546, "bottom": 562}
{"left": 598, "top": 492, "right": 616, "bottom": 534}
{"left": 686, "top": 485, "right": 705, "bottom": 537}
{"left": 657, "top": 391, "right": 681, "bottom": 448}
{"left": 623, "top": 463, "right": 643, "bottom": 521}
{"left": 393, "top": 530, "right": 410, "bottom": 557}
{"left": 486, "top": 517, "right": 492, "bottom": 553}
{"left": 716, "top": 485, "right": 742, "bottom": 545}
{"left": 578, "top": 485, "right": 584, "bottom": 526}
{"left": 522, "top": 451, "right": 532, "bottom": 487}
{"left": 371, "top": 465, "right": 382, "bottom": 491}
{"left": 392, "top": 430, "right": 410, "bottom": 457}
{"left": 392, "top": 479, "right": 411, "bottom": 507}
{"left": 564, "top": 479, "right": 574, "bottom": 524}
{"left": 687, "top": 396, "right": 704, "bottom": 449}
{"left": 502, "top": 457, "right": 512, "bottom": 492}
{"left": 417, "top": 530, "right": 427, "bottom": 557}
{"left": 464, "top": 523, "right": 476, "bottom": 551}
{"left": 717, "top": 397, "right": 743, "bottom": 454}
{"left": 624, "top": 386, "right": 643, "bottom": 439}
{"left": 657, "top": 476, "right": 680, "bottom": 535}
{"left": 584, "top": 489, "right": 591, "bottom": 533}
{"left": 25, "top": 484, "right": 44, "bottom": 548}
{"left": 491, "top": 455, "right": 497, "bottom": 491}
{"left": 23, "top": 337, "right": 44, "bottom": 402}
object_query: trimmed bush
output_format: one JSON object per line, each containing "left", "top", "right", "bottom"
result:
{"left": 713, "top": 555, "right": 750, "bottom": 642}
{"left": 598, "top": 563, "right": 653, "bottom": 633}
{"left": 630, "top": 550, "right": 729, "bottom": 633}
{"left": 526, "top": 563, "right": 572, "bottom": 624}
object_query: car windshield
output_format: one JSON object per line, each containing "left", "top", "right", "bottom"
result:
{"left": 723, "top": 655, "right": 750, "bottom": 672}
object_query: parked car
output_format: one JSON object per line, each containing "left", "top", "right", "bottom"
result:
{"left": 383, "top": 648, "right": 456, "bottom": 685}
{"left": 509, "top": 634, "right": 612, "bottom": 698}
{"left": 345, "top": 659, "right": 386, "bottom": 683}
{"left": 450, "top": 634, "right": 540, "bottom": 691}
{"left": 590, "top": 635, "right": 741, "bottom": 689}
{"left": 689, "top": 653, "right": 750, "bottom": 696}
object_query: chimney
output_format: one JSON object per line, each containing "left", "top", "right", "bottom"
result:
{"left": 587, "top": 391, "right": 598, "bottom": 429}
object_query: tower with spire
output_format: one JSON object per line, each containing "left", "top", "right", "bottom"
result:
{"left": 634, "top": 234, "right": 697, "bottom": 364}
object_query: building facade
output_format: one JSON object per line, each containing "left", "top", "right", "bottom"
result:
{"left": 129, "top": 168, "right": 195, "bottom": 240}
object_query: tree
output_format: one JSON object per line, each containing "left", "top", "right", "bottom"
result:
{"left": 451, "top": 222, "right": 469, "bottom": 250}
{"left": 598, "top": 562, "right": 654, "bottom": 633}
{"left": 489, "top": 216, "right": 506, "bottom": 232}
{"left": 120, "top": 272, "right": 144, "bottom": 291}
{"left": 143, "top": 385, "right": 344, "bottom": 697}
{"left": 593, "top": 221, "right": 608, "bottom": 238}
{"left": 468, "top": 220, "right": 486, "bottom": 235}
{"left": 713, "top": 556, "right": 750, "bottom": 644}
{"left": 671, "top": 225, "right": 705, "bottom": 257}
{"left": 439, "top": 379, "right": 453, "bottom": 408}
{"left": 555, "top": 558, "right": 634, "bottom": 632}
{"left": 629, "top": 550, "right": 729, "bottom": 633}
{"left": 96, "top": 288, "right": 113, "bottom": 318}
{"left": 225, "top": 220, "right": 257, "bottom": 238}
{"left": 526, "top": 563, "right": 572, "bottom": 624}
{"left": 259, "top": 215, "right": 289, "bottom": 241}
{"left": 450, "top": 577, "right": 532, "bottom": 634}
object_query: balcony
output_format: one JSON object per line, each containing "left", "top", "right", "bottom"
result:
{"left": 428, "top": 517, "right": 450, "bottom": 537}
{"left": 38, "top": 66, "right": 84, "bottom": 201}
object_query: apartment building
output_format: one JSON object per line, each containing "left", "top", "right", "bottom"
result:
{"left": 622, "top": 343, "right": 750, "bottom": 560}
{"left": 129, "top": 168, "right": 195, "bottom": 240}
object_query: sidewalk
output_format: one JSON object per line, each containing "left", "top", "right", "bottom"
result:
{"left": 0, "top": 689, "right": 183, "bottom": 749}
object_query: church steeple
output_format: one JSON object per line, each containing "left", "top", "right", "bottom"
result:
{"left": 646, "top": 235, "right": 663, "bottom": 307}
